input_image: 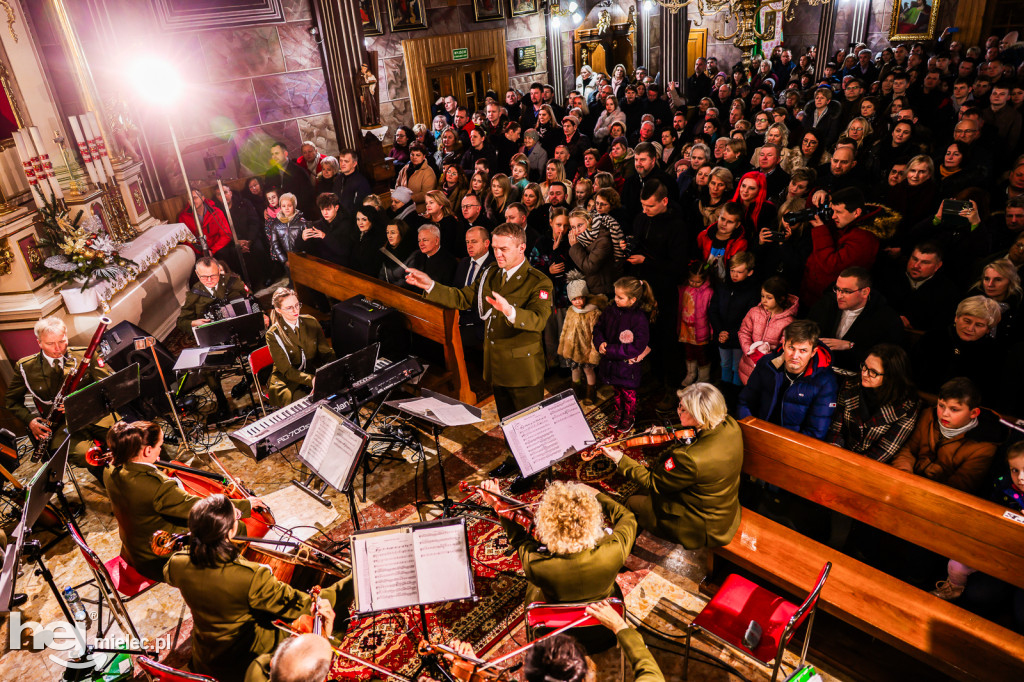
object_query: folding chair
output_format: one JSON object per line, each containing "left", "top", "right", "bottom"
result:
{"left": 136, "top": 656, "right": 217, "bottom": 682}
{"left": 66, "top": 523, "right": 149, "bottom": 645}
{"left": 248, "top": 345, "right": 273, "bottom": 415}
{"left": 684, "top": 562, "right": 832, "bottom": 682}
{"left": 526, "top": 598, "right": 625, "bottom": 656}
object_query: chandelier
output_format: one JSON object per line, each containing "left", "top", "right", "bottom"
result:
{"left": 645, "top": 0, "right": 834, "bottom": 64}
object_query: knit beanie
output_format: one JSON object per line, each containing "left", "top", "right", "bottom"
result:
{"left": 391, "top": 186, "right": 413, "bottom": 203}
{"left": 566, "top": 277, "right": 589, "bottom": 301}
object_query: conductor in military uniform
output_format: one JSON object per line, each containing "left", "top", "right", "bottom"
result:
{"left": 405, "top": 223, "right": 552, "bottom": 490}
{"left": 3, "top": 316, "right": 112, "bottom": 477}
{"left": 176, "top": 256, "right": 249, "bottom": 420}
{"left": 103, "top": 420, "right": 259, "bottom": 582}
{"left": 264, "top": 287, "right": 335, "bottom": 407}
{"left": 164, "top": 494, "right": 352, "bottom": 682}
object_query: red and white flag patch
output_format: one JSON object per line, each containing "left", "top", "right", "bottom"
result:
{"left": 664, "top": 458, "right": 676, "bottom": 471}
{"left": 539, "top": 290, "right": 550, "bottom": 300}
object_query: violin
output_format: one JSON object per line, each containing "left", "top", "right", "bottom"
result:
{"left": 458, "top": 481, "right": 535, "bottom": 533}
{"left": 580, "top": 426, "right": 698, "bottom": 461}
{"left": 417, "top": 641, "right": 508, "bottom": 682}
{"left": 291, "top": 585, "right": 325, "bottom": 635}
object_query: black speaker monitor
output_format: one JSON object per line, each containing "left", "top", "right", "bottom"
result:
{"left": 330, "top": 296, "right": 408, "bottom": 359}
{"left": 100, "top": 321, "right": 177, "bottom": 419}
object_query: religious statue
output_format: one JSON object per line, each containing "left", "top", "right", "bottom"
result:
{"left": 358, "top": 63, "right": 381, "bottom": 128}
{"left": 104, "top": 94, "right": 142, "bottom": 162}
{"left": 597, "top": 9, "right": 611, "bottom": 35}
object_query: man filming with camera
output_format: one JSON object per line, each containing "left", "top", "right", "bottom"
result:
{"left": 798, "top": 187, "right": 899, "bottom": 309}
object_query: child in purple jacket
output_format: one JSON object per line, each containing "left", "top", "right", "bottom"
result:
{"left": 593, "top": 276, "right": 658, "bottom": 433}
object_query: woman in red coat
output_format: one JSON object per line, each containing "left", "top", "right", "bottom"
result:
{"left": 179, "top": 189, "right": 238, "bottom": 273}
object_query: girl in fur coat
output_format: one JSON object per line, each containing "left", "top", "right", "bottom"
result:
{"left": 557, "top": 276, "right": 607, "bottom": 405}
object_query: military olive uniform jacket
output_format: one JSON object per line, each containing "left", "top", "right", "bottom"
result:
{"left": 103, "top": 462, "right": 252, "bottom": 582}
{"left": 265, "top": 315, "right": 335, "bottom": 406}
{"left": 176, "top": 276, "right": 248, "bottom": 334}
{"left": 500, "top": 493, "right": 636, "bottom": 604}
{"left": 425, "top": 260, "right": 553, "bottom": 388}
{"left": 617, "top": 417, "right": 744, "bottom": 549}
{"left": 164, "top": 553, "right": 352, "bottom": 682}
{"left": 618, "top": 628, "right": 665, "bottom": 681}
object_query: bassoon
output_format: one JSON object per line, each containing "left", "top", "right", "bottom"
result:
{"left": 32, "top": 316, "right": 110, "bottom": 461}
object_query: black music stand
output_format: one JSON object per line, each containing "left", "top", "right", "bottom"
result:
{"left": 64, "top": 365, "right": 141, "bottom": 433}
{"left": 311, "top": 343, "right": 380, "bottom": 401}
{"left": 291, "top": 404, "right": 368, "bottom": 529}
{"left": 194, "top": 312, "right": 266, "bottom": 415}
{"left": 386, "top": 390, "right": 489, "bottom": 520}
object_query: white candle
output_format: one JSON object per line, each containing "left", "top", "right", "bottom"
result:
{"left": 86, "top": 112, "right": 116, "bottom": 179}
{"left": 68, "top": 116, "right": 99, "bottom": 185}
{"left": 11, "top": 130, "right": 45, "bottom": 209}
{"left": 79, "top": 114, "right": 107, "bottom": 184}
{"left": 29, "top": 126, "right": 64, "bottom": 199}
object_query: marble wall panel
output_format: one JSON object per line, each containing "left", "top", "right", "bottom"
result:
{"left": 175, "top": 78, "right": 261, "bottom": 140}
{"left": 298, "top": 114, "right": 339, "bottom": 157}
{"left": 506, "top": 13, "right": 544, "bottom": 41}
{"left": 380, "top": 99, "right": 414, "bottom": 135}
{"left": 253, "top": 70, "right": 331, "bottom": 123}
{"left": 282, "top": 0, "right": 313, "bottom": 22}
{"left": 382, "top": 57, "right": 408, "bottom": 102}
{"left": 279, "top": 21, "right": 323, "bottom": 72}
{"left": 200, "top": 25, "right": 286, "bottom": 81}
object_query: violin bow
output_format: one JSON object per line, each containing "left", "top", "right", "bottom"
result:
{"left": 272, "top": 621, "right": 413, "bottom": 682}
{"left": 476, "top": 613, "right": 592, "bottom": 671}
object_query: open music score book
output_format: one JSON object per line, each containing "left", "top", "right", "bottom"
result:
{"left": 351, "top": 518, "right": 474, "bottom": 614}
{"left": 501, "top": 389, "right": 594, "bottom": 478}
{"left": 297, "top": 405, "right": 368, "bottom": 493}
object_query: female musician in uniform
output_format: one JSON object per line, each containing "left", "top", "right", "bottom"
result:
{"left": 103, "top": 421, "right": 258, "bottom": 582}
{"left": 164, "top": 494, "right": 352, "bottom": 682}
{"left": 265, "top": 287, "right": 335, "bottom": 407}
{"left": 477, "top": 479, "right": 636, "bottom": 606}
{"left": 597, "top": 383, "right": 743, "bottom": 550}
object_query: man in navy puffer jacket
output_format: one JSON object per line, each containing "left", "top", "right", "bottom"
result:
{"left": 738, "top": 319, "right": 839, "bottom": 439}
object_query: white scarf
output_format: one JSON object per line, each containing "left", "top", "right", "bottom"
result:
{"left": 939, "top": 417, "right": 978, "bottom": 440}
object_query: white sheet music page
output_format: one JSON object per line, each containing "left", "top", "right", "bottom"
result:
{"left": 298, "top": 407, "right": 364, "bottom": 491}
{"left": 412, "top": 524, "right": 473, "bottom": 604}
{"left": 359, "top": 531, "right": 418, "bottom": 612}
{"left": 503, "top": 394, "right": 592, "bottom": 477}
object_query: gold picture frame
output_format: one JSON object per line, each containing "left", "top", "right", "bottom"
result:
{"left": 472, "top": 0, "right": 505, "bottom": 22}
{"left": 386, "top": 0, "right": 428, "bottom": 32}
{"left": 888, "top": 0, "right": 940, "bottom": 42}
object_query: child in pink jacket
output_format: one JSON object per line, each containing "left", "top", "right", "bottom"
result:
{"left": 737, "top": 275, "right": 800, "bottom": 384}
{"left": 677, "top": 263, "right": 714, "bottom": 387}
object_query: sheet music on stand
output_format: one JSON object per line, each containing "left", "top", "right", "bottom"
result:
{"left": 501, "top": 389, "right": 594, "bottom": 478}
{"left": 297, "top": 404, "right": 368, "bottom": 493}
{"left": 351, "top": 517, "right": 474, "bottom": 615}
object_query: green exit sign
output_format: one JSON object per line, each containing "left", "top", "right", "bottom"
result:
{"left": 452, "top": 47, "right": 469, "bottom": 61}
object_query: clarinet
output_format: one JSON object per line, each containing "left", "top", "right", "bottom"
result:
{"left": 32, "top": 317, "right": 111, "bottom": 462}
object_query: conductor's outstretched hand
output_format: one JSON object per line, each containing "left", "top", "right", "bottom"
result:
{"left": 404, "top": 267, "right": 433, "bottom": 291}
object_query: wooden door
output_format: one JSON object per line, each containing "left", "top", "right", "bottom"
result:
{"left": 403, "top": 29, "right": 508, "bottom": 126}
{"left": 688, "top": 28, "right": 708, "bottom": 76}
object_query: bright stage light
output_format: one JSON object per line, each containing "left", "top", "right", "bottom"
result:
{"left": 129, "top": 57, "right": 182, "bottom": 106}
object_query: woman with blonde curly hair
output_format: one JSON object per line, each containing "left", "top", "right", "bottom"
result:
{"left": 477, "top": 478, "right": 636, "bottom": 605}
{"left": 596, "top": 382, "right": 743, "bottom": 549}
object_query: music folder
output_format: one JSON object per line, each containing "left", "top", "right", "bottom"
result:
{"left": 350, "top": 517, "right": 474, "bottom": 615}
{"left": 500, "top": 389, "right": 594, "bottom": 478}
{"left": 296, "top": 404, "right": 368, "bottom": 493}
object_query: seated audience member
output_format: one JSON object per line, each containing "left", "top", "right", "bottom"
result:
{"left": 458, "top": 192, "right": 493, "bottom": 233}
{"left": 348, "top": 206, "right": 387, "bottom": 277}
{"left": 800, "top": 187, "right": 898, "bottom": 308}
{"left": 826, "top": 343, "right": 920, "bottom": 462}
{"left": 422, "top": 190, "right": 463, "bottom": 257}
{"left": 389, "top": 186, "right": 421, "bottom": 228}
{"left": 394, "top": 142, "right": 437, "bottom": 213}
{"left": 379, "top": 219, "right": 415, "bottom": 285}
{"left": 739, "top": 319, "right": 839, "bottom": 439}
{"left": 294, "top": 192, "right": 352, "bottom": 267}
{"left": 809, "top": 267, "right": 904, "bottom": 374}
{"left": 962, "top": 258, "right": 1022, "bottom": 342}
{"left": 476, "top": 478, "right": 635, "bottom": 606}
{"left": 405, "top": 224, "right": 457, "bottom": 287}
{"left": 597, "top": 384, "right": 743, "bottom": 550}
{"left": 913, "top": 296, "right": 1003, "bottom": 396}
{"left": 453, "top": 226, "right": 495, "bottom": 350}
{"left": 880, "top": 242, "right": 959, "bottom": 332}
{"left": 930, "top": 442, "right": 1024, "bottom": 631}
{"left": 265, "top": 287, "right": 335, "bottom": 408}
{"left": 891, "top": 378, "right": 1005, "bottom": 495}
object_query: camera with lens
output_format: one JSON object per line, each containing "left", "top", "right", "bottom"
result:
{"left": 620, "top": 235, "right": 637, "bottom": 258}
{"left": 783, "top": 201, "right": 833, "bottom": 225}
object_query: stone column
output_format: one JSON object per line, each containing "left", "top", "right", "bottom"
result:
{"left": 310, "top": 0, "right": 363, "bottom": 151}
{"left": 661, "top": 7, "right": 688, "bottom": 95}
